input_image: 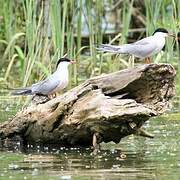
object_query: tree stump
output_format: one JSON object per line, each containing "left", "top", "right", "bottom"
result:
{"left": 0, "top": 64, "right": 176, "bottom": 148}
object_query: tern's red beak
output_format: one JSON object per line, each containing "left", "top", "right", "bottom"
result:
{"left": 168, "top": 33, "right": 176, "bottom": 38}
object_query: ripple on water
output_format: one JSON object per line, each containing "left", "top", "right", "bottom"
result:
{"left": 0, "top": 97, "right": 180, "bottom": 179}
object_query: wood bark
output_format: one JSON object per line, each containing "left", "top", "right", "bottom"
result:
{"left": 0, "top": 64, "right": 176, "bottom": 147}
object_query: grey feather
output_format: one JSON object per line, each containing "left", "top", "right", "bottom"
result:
{"left": 122, "top": 44, "right": 157, "bottom": 58}
{"left": 31, "top": 78, "right": 60, "bottom": 95}
{"left": 97, "top": 44, "right": 125, "bottom": 53}
{"left": 97, "top": 34, "right": 166, "bottom": 58}
{"left": 11, "top": 87, "right": 32, "bottom": 95}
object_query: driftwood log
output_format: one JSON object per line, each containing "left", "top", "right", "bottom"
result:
{"left": 0, "top": 64, "right": 176, "bottom": 148}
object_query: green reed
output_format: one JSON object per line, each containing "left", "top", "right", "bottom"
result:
{"left": 0, "top": 0, "right": 179, "bottom": 94}
{"left": 145, "top": 0, "right": 180, "bottom": 94}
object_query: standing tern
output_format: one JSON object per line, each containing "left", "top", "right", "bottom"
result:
{"left": 97, "top": 28, "right": 175, "bottom": 63}
{"left": 12, "top": 57, "right": 75, "bottom": 98}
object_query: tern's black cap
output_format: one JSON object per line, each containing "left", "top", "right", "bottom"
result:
{"left": 56, "top": 57, "right": 71, "bottom": 68}
{"left": 153, "top": 28, "right": 168, "bottom": 35}
{"left": 177, "top": 32, "right": 180, "bottom": 44}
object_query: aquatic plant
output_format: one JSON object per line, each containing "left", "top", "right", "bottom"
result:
{"left": 0, "top": 0, "right": 179, "bottom": 95}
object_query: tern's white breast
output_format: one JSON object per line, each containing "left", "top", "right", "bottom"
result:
{"left": 54, "top": 79, "right": 68, "bottom": 93}
{"left": 51, "top": 67, "right": 69, "bottom": 93}
{"left": 152, "top": 35, "right": 166, "bottom": 55}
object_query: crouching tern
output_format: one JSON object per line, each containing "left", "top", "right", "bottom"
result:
{"left": 97, "top": 28, "right": 175, "bottom": 63}
{"left": 12, "top": 58, "right": 75, "bottom": 98}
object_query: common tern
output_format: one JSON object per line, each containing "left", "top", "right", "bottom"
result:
{"left": 97, "top": 28, "right": 175, "bottom": 63}
{"left": 12, "top": 58, "right": 75, "bottom": 97}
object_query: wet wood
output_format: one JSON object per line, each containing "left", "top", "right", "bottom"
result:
{"left": 0, "top": 64, "right": 176, "bottom": 148}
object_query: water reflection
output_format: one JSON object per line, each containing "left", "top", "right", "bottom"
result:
{"left": 0, "top": 97, "right": 180, "bottom": 179}
{"left": 0, "top": 115, "right": 180, "bottom": 180}
{"left": 0, "top": 146, "right": 158, "bottom": 180}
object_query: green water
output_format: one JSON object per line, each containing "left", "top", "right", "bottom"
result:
{"left": 0, "top": 98, "right": 180, "bottom": 180}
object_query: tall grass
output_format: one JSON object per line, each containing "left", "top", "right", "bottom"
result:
{"left": 145, "top": 0, "right": 180, "bottom": 96}
{"left": 0, "top": 0, "right": 179, "bottom": 94}
{"left": 0, "top": 0, "right": 22, "bottom": 79}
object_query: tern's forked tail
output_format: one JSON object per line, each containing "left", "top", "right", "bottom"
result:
{"left": 96, "top": 44, "right": 124, "bottom": 54}
{"left": 11, "top": 87, "right": 32, "bottom": 95}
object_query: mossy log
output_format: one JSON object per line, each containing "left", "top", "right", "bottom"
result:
{"left": 0, "top": 64, "right": 176, "bottom": 147}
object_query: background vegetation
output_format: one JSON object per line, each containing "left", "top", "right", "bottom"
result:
{"left": 0, "top": 0, "right": 179, "bottom": 96}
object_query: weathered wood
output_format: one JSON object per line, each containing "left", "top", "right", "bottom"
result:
{"left": 0, "top": 64, "right": 176, "bottom": 147}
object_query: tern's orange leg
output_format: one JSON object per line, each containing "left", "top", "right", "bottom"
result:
{"left": 144, "top": 57, "right": 152, "bottom": 64}
{"left": 48, "top": 93, "right": 57, "bottom": 99}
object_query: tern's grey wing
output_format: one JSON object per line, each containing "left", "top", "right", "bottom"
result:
{"left": 133, "top": 36, "right": 154, "bottom": 45}
{"left": 123, "top": 36, "right": 159, "bottom": 58}
{"left": 96, "top": 44, "right": 121, "bottom": 53}
{"left": 97, "top": 44, "right": 129, "bottom": 53}
{"left": 125, "top": 42, "right": 157, "bottom": 58}
{"left": 31, "top": 78, "right": 60, "bottom": 95}
{"left": 98, "top": 44, "right": 121, "bottom": 49}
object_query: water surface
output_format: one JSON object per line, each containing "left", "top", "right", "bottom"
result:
{"left": 0, "top": 98, "right": 180, "bottom": 180}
